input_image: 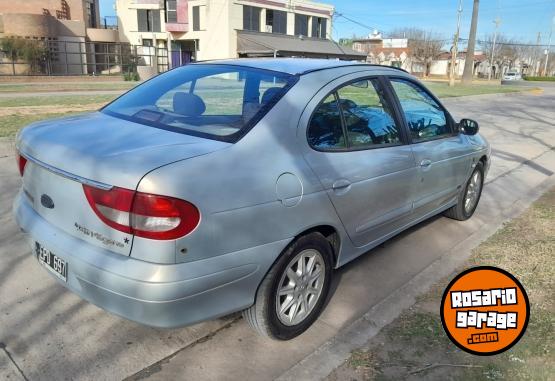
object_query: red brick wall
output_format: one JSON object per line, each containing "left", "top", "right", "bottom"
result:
{"left": 177, "top": 0, "right": 188, "bottom": 24}
{"left": 0, "top": 0, "right": 87, "bottom": 21}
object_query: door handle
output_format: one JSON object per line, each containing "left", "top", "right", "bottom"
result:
{"left": 332, "top": 179, "right": 351, "bottom": 190}
{"left": 420, "top": 159, "right": 432, "bottom": 168}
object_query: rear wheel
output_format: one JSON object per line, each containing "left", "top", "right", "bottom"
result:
{"left": 243, "top": 232, "right": 333, "bottom": 340}
{"left": 444, "top": 161, "right": 484, "bottom": 221}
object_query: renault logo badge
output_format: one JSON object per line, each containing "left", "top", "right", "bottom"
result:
{"left": 40, "top": 194, "right": 55, "bottom": 209}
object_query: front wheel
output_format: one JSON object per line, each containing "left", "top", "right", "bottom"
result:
{"left": 444, "top": 161, "right": 484, "bottom": 221}
{"left": 243, "top": 232, "right": 333, "bottom": 340}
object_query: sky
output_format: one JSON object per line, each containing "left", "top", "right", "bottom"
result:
{"left": 99, "top": 0, "right": 555, "bottom": 44}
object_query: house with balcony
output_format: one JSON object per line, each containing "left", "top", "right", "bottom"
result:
{"left": 352, "top": 31, "right": 416, "bottom": 72}
{"left": 116, "top": 0, "right": 364, "bottom": 69}
{"left": 116, "top": 0, "right": 169, "bottom": 48}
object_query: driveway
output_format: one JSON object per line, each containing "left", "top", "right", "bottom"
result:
{"left": 1, "top": 89, "right": 554, "bottom": 381}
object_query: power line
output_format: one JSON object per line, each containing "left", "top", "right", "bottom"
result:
{"left": 335, "top": 8, "right": 553, "bottom": 48}
{"left": 340, "top": 0, "right": 554, "bottom": 18}
{"left": 334, "top": 13, "right": 380, "bottom": 33}
{"left": 328, "top": 15, "right": 347, "bottom": 56}
{"left": 464, "top": 38, "right": 554, "bottom": 48}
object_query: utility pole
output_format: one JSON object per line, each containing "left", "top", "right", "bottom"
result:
{"left": 543, "top": 15, "right": 554, "bottom": 76}
{"left": 462, "top": 0, "right": 480, "bottom": 84}
{"left": 488, "top": 17, "right": 501, "bottom": 81}
{"left": 449, "top": 0, "right": 463, "bottom": 87}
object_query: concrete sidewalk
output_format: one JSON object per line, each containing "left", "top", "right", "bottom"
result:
{"left": 0, "top": 89, "right": 554, "bottom": 381}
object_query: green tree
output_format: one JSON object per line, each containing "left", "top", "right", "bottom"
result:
{"left": 1, "top": 36, "right": 49, "bottom": 74}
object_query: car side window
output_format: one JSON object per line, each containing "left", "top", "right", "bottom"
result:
{"left": 307, "top": 94, "right": 346, "bottom": 150}
{"left": 336, "top": 79, "right": 401, "bottom": 148}
{"left": 390, "top": 79, "right": 451, "bottom": 142}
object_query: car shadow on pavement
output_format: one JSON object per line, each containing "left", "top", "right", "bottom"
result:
{"left": 492, "top": 148, "right": 554, "bottom": 177}
{"left": 334, "top": 213, "right": 443, "bottom": 277}
{"left": 322, "top": 214, "right": 444, "bottom": 329}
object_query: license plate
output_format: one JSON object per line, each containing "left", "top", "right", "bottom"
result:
{"left": 35, "top": 242, "right": 67, "bottom": 282}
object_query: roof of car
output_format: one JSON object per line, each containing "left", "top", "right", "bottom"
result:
{"left": 194, "top": 58, "right": 407, "bottom": 76}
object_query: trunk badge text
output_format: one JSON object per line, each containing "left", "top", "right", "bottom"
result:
{"left": 74, "top": 222, "right": 129, "bottom": 248}
{"left": 40, "top": 194, "right": 55, "bottom": 209}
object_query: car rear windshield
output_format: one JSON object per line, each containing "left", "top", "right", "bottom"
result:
{"left": 102, "top": 64, "right": 297, "bottom": 142}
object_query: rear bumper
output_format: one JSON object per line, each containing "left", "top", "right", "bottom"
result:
{"left": 13, "top": 191, "right": 289, "bottom": 328}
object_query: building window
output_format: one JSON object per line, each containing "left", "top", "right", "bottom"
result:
{"left": 138, "top": 9, "right": 161, "bottom": 32}
{"left": 142, "top": 39, "right": 153, "bottom": 47}
{"left": 265, "top": 9, "right": 273, "bottom": 33}
{"left": 192, "top": 6, "right": 200, "bottom": 31}
{"left": 165, "top": 0, "right": 177, "bottom": 23}
{"left": 311, "top": 17, "right": 327, "bottom": 39}
{"left": 265, "top": 9, "right": 287, "bottom": 34}
{"left": 85, "top": 0, "right": 96, "bottom": 28}
{"left": 243, "top": 5, "right": 261, "bottom": 32}
{"left": 192, "top": 6, "right": 206, "bottom": 31}
{"left": 294, "top": 14, "right": 309, "bottom": 37}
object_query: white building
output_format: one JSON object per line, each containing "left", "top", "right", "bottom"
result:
{"left": 429, "top": 51, "right": 488, "bottom": 78}
{"left": 352, "top": 32, "right": 415, "bottom": 72}
{"left": 116, "top": 0, "right": 364, "bottom": 70}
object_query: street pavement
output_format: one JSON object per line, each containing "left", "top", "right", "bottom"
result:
{"left": 1, "top": 88, "right": 554, "bottom": 381}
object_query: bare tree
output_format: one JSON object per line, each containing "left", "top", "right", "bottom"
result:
{"left": 480, "top": 34, "right": 509, "bottom": 79}
{"left": 389, "top": 27, "right": 443, "bottom": 76}
{"left": 480, "top": 33, "right": 497, "bottom": 77}
{"left": 497, "top": 40, "right": 519, "bottom": 73}
{"left": 547, "top": 52, "right": 555, "bottom": 76}
{"left": 514, "top": 43, "right": 543, "bottom": 76}
{"left": 480, "top": 34, "right": 553, "bottom": 77}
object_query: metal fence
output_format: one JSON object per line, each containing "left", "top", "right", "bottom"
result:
{"left": 0, "top": 39, "right": 169, "bottom": 76}
{"left": 100, "top": 16, "right": 118, "bottom": 30}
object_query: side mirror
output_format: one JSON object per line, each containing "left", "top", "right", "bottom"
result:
{"left": 459, "top": 118, "right": 479, "bottom": 135}
{"left": 351, "top": 80, "right": 369, "bottom": 88}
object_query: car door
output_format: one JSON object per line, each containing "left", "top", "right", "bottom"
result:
{"left": 387, "top": 77, "right": 472, "bottom": 217}
{"left": 301, "top": 75, "right": 419, "bottom": 249}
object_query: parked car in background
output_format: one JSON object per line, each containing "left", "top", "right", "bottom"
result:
{"left": 503, "top": 71, "right": 522, "bottom": 80}
{"left": 14, "top": 59, "right": 490, "bottom": 340}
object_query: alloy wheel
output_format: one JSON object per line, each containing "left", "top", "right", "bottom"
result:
{"left": 464, "top": 170, "right": 482, "bottom": 214}
{"left": 275, "top": 249, "right": 326, "bottom": 326}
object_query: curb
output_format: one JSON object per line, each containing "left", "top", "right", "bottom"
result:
{"left": 440, "top": 88, "right": 541, "bottom": 104}
{"left": 501, "top": 80, "right": 555, "bottom": 87}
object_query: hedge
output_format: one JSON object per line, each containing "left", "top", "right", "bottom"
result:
{"left": 524, "top": 76, "right": 555, "bottom": 82}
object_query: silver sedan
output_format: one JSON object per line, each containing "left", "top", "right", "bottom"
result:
{"left": 14, "top": 58, "right": 490, "bottom": 340}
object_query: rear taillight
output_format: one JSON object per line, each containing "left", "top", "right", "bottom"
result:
{"left": 16, "top": 150, "right": 27, "bottom": 177}
{"left": 83, "top": 185, "right": 200, "bottom": 240}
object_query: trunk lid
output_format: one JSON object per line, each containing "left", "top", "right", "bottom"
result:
{"left": 18, "top": 112, "right": 230, "bottom": 189}
{"left": 18, "top": 112, "right": 230, "bottom": 255}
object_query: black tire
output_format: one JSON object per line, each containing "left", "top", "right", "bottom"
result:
{"left": 444, "top": 161, "right": 484, "bottom": 221}
{"left": 243, "top": 232, "right": 333, "bottom": 340}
